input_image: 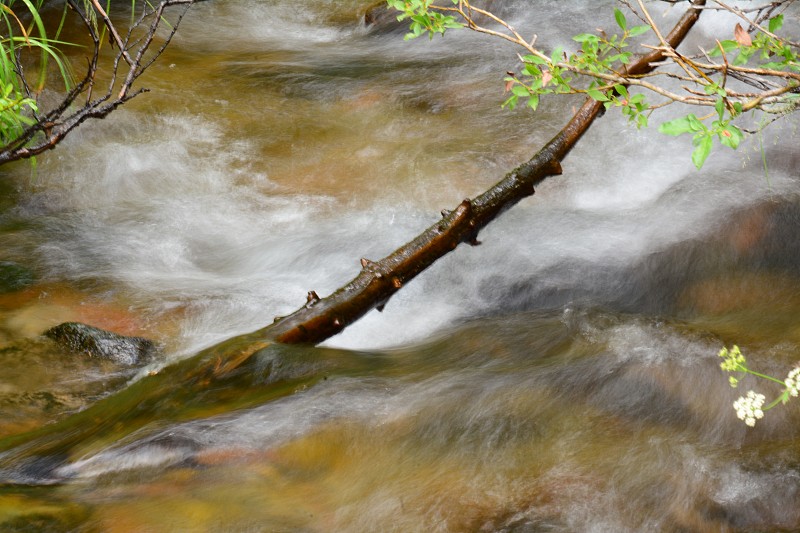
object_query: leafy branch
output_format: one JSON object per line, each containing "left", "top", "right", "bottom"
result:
{"left": 0, "top": 0, "right": 195, "bottom": 164}
{"left": 387, "top": 0, "right": 799, "bottom": 168}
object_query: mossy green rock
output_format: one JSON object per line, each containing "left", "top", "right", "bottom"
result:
{"left": 44, "top": 322, "right": 157, "bottom": 366}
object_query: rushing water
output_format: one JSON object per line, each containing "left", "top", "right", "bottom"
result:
{"left": 1, "top": 0, "right": 800, "bottom": 531}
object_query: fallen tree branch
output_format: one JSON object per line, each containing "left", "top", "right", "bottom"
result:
{"left": 0, "top": 0, "right": 706, "bottom": 483}
{"left": 251, "top": 0, "right": 708, "bottom": 349}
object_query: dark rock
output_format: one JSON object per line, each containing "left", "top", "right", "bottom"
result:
{"left": 44, "top": 322, "right": 157, "bottom": 366}
{"left": 0, "top": 261, "right": 35, "bottom": 294}
{"left": 364, "top": 2, "right": 406, "bottom": 33}
{"left": 0, "top": 454, "right": 69, "bottom": 486}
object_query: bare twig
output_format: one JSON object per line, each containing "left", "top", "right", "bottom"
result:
{"left": 0, "top": 0, "right": 195, "bottom": 164}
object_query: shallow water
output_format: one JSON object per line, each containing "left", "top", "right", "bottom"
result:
{"left": 1, "top": 0, "right": 800, "bottom": 531}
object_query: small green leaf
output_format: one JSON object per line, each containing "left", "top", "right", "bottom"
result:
{"left": 503, "top": 94, "right": 519, "bottom": 110}
{"left": 687, "top": 114, "right": 705, "bottom": 132}
{"left": 607, "top": 53, "right": 631, "bottom": 64}
{"left": 628, "top": 24, "right": 650, "bottom": 37}
{"left": 511, "top": 85, "right": 530, "bottom": 97}
{"left": 708, "top": 40, "right": 738, "bottom": 56}
{"left": 614, "top": 8, "right": 627, "bottom": 31}
{"left": 769, "top": 14, "right": 784, "bottom": 33}
{"left": 587, "top": 88, "right": 609, "bottom": 102}
{"left": 715, "top": 98, "right": 725, "bottom": 119}
{"left": 719, "top": 125, "right": 743, "bottom": 149}
{"left": 692, "top": 135, "right": 713, "bottom": 169}
{"left": 523, "top": 54, "right": 547, "bottom": 65}
{"left": 658, "top": 116, "right": 694, "bottom": 136}
{"left": 573, "top": 33, "right": 598, "bottom": 43}
{"left": 524, "top": 64, "right": 541, "bottom": 77}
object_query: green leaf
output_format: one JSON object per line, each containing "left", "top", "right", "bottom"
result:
{"left": 709, "top": 40, "right": 738, "bottom": 56}
{"left": 587, "top": 88, "right": 609, "bottom": 102}
{"left": 607, "top": 53, "right": 632, "bottom": 64}
{"left": 628, "top": 24, "right": 650, "bottom": 37}
{"left": 614, "top": 8, "right": 627, "bottom": 31}
{"left": 719, "top": 125, "right": 744, "bottom": 149}
{"left": 527, "top": 94, "right": 539, "bottom": 111}
{"left": 502, "top": 94, "right": 519, "bottom": 110}
{"left": 658, "top": 116, "right": 694, "bottom": 136}
{"left": 715, "top": 98, "right": 725, "bottom": 119}
{"left": 692, "top": 135, "right": 713, "bottom": 169}
{"left": 523, "top": 64, "right": 541, "bottom": 77}
{"left": 769, "top": 14, "right": 784, "bottom": 33}
{"left": 687, "top": 114, "right": 705, "bottom": 132}
{"left": 523, "top": 54, "right": 547, "bottom": 65}
{"left": 511, "top": 85, "right": 530, "bottom": 97}
{"left": 573, "top": 33, "right": 598, "bottom": 44}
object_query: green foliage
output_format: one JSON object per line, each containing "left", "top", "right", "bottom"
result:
{"left": 709, "top": 15, "right": 798, "bottom": 71}
{"left": 387, "top": 3, "right": 798, "bottom": 170}
{"left": 605, "top": 85, "right": 649, "bottom": 129}
{"left": 503, "top": 8, "right": 651, "bottom": 121}
{"left": 386, "top": 0, "right": 463, "bottom": 40}
{"left": 658, "top": 103, "right": 743, "bottom": 170}
{"left": 662, "top": 14, "right": 798, "bottom": 168}
{"left": 0, "top": 0, "right": 73, "bottom": 146}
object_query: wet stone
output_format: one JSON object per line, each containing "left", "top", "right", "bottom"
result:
{"left": 0, "top": 262, "right": 34, "bottom": 294}
{"left": 364, "top": 2, "right": 405, "bottom": 33}
{"left": 44, "top": 322, "right": 157, "bottom": 366}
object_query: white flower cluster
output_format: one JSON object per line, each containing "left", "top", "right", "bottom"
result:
{"left": 733, "top": 390, "right": 765, "bottom": 427}
{"left": 785, "top": 367, "right": 800, "bottom": 398}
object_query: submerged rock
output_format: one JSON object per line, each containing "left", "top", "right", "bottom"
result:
{"left": 44, "top": 322, "right": 157, "bottom": 366}
{"left": 364, "top": 2, "right": 405, "bottom": 33}
{"left": 0, "top": 261, "right": 35, "bottom": 294}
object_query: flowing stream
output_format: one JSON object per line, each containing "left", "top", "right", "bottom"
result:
{"left": 1, "top": 1, "right": 800, "bottom": 531}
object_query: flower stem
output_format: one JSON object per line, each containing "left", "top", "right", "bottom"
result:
{"left": 745, "top": 368, "right": 786, "bottom": 386}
